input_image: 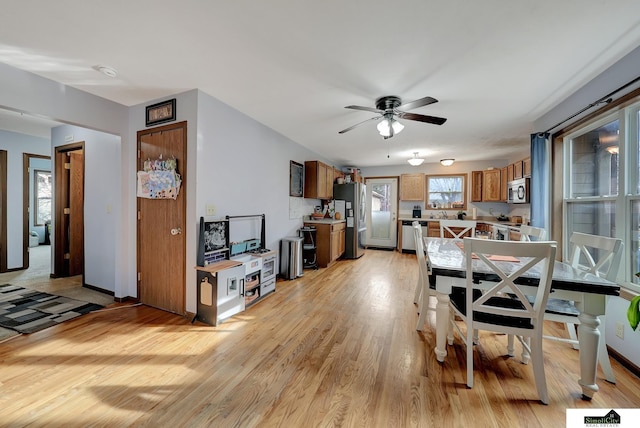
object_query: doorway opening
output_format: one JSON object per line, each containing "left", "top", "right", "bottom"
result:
{"left": 365, "top": 177, "right": 398, "bottom": 249}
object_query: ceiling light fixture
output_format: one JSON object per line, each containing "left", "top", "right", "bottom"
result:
{"left": 408, "top": 152, "right": 424, "bottom": 166}
{"left": 96, "top": 65, "right": 118, "bottom": 78}
{"left": 440, "top": 158, "right": 455, "bottom": 166}
{"left": 376, "top": 114, "right": 404, "bottom": 138}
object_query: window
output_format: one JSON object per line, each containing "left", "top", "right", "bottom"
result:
{"left": 34, "top": 170, "right": 52, "bottom": 226}
{"left": 563, "top": 102, "right": 640, "bottom": 291}
{"left": 426, "top": 174, "right": 467, "bottom": 210}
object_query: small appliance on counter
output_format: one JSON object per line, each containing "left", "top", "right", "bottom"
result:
{"left": 412, "top": 205, "right": 422, "bottom": 218}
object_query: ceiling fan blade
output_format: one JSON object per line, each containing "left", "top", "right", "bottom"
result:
{"left": 398, "top": 96, "right": 438, "bottom": 111}
{"left": 398, "top": 112, "right": 447, "bottom": 125}
{"left": 344, "top": 105, "right": 383, "bottom": 113}
{"left": 338, "top": 116, "right": 381, "bottom": 134}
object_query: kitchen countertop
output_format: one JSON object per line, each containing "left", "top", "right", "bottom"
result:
{"left": 304, "top": 218, "right": 346, "bottom": 225}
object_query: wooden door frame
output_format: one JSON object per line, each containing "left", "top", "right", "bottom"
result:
{"left": 22, "top": 153, "right": 51, "bottom": 271}
{"left": 0, "top": 150, "right": 7, "bottom": 272}
{"left": 53, "top": 142, "right": 85, "bottom": 278}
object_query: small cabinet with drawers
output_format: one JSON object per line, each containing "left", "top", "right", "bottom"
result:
{"left": 304, "top": 220, "right": 346, "bottom": 268}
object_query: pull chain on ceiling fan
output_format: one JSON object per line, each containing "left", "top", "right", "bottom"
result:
{"left": 338, "top": 95, "right": 447, "bottom": 139}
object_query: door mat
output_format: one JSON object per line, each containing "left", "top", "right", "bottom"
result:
{"left": 0, "top": 283, "right": 104, "bottom": 334}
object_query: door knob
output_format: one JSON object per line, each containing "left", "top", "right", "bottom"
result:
{"left": 171, "top": 228, "right": 182, "bottom": 235}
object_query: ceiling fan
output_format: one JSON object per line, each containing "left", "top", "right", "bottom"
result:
{"left": 338, "top": 95, "right": 447, "bottom": 139}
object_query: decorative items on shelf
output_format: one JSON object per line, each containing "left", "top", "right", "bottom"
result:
{"left": 137, "top": 156, "right": 182, "bottom": 199}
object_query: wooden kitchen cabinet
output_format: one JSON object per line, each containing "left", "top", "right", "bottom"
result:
{"left": 304, "top": 221, "right": 345, "bottom": 268}
{"left": 472, "top": 169, "right": 502, "bottom": 202}
{"left": 507, "top": 163, "right": 514, "bottom": 182}
{"left": 513, "top": 160, "right": 523, "bottom": 179}
{"left": 471, "top": 171, "right": 483, "bottom": 202}
{"left": 304, "top": 160, "right": 334, "bottom": 199}
{"left": 400, "top": 173, "right": 425, "bottom": 201}
{"left": 427, "top": 221, "right": 441, "bottom": 237}
{"left": 522, "top": 157, "right": 531, "bottom": 177}
{"left": 501, "top": 166, "right": 508, "bottom": 202}
{"left": 482, "top": 169, "right": 501, "bottom": 202}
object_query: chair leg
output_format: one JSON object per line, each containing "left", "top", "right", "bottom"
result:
{"left": 415, "top": 287, "right": 428, "bottom": 331}
{"left": 566, "top": 322, "right": 580, "bottom": 350}
{"left": 466, "top": 327, "right": 474, "bottom": 389}
{"left": 447, "top": 310, "right": 455, "bottom": 345}
{"left": 521, "top": 336, "right": 531, "bottom": 365}
{"left": 597, "top": 316, "right": 616, "bottom": 383}
{"left": 507, "top": 334, "right": 515, "bottom": 357}
{"left": 413, "top": 276, "right": 422, "bottom": 305}
{"left": 529, "top": 335, "right": 549, "bottom": 404}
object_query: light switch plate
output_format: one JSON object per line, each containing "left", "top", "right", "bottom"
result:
{"left": 206, "top": 204, "right": 216, "bottom": 216}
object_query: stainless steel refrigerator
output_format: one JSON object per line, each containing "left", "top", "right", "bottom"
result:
{"left": 333, "top": 182, "right": 366, "bottom": 259}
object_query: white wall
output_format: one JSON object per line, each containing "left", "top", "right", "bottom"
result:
{"left": 0, "top": 62, "right": 131, "bottom": 298}
{"left": 51, "top": 125, "right": 121, "bottom": 293}
{"left": 0, "top": 130, "right": 50, "bottom": 268}
{"left": 533, "top": 46, "right": 640, "bottom": 364}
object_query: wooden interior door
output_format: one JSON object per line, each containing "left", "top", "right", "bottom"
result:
{"left": 0, "top": 150, "right": 7, "bottom": 272}
{"left": 54, "top": 143, "right": 85, "bottom": 278}
{"left": 137, "top": 121, "right": 187, "bottom": 315}
{"left": 68, "top": 152, "right": 84, "bottom": 275}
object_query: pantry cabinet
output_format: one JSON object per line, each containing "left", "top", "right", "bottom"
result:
{"left": 304, "top": 160, "right": 334, "bottom": 199}
{"left": 400, "top": 173, "right": 425, "bottom": 201}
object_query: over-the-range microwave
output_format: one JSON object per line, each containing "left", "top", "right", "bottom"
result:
{"left": 508, "top": 177, "right": 530, "bottom": 204}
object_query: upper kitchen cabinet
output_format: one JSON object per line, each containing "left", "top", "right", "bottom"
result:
{"left": 501, "top": 166, "right": 508, "bottom": 202}
{"left": 304, "top": 160, "right": 334, "bottom": 199}
{"left": 400, "top": 173, "right": 425, "bottom": 201}
{"left": 522, "top": 157, "right": 531, "bottom": 177}
{"left": 513, "top": 159, "right": 523, "bottom": 179}
{"left": 471, "top": 169, "right": 501, "bottom": 202}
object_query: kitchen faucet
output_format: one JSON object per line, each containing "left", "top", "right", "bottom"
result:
{"left": 441, "top": 211, "right": 448, "bottom": 219}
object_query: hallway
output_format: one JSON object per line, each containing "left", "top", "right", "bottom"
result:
{"left": 0, "top": 245, "right": 114, "bottom": 307}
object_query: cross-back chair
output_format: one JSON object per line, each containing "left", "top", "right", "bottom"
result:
{"left": 519, "top": 225, "right": 546, "bottom": 241}
{"left": 449, "top": 238, "right": 557, "bottom": 404}
{"left": 541, "top": 231, "right": 623, "bottom": 383}
{"left": 439, "top": 220, "right": 476, "bottom": 240}
{"left": 412, "top": 221, "right": 436, "bottom": 330}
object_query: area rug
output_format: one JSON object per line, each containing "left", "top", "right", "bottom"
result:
{"left": 0, "top": 283, "right": 104, "bottom": 334}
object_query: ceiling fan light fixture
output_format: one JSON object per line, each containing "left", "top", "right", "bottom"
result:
{"left": 408, "top": 152, "right": 424, "bottom": 166}
{"left": 377, "top": 118, "right": 391, "bottom": 137}
{"left": 391, "top": 119, "right": 404, "bottom": 134}
{"left": 440, "top": 158, "right": 455, "bottom": 166}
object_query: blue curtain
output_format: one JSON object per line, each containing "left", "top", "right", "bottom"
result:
{"left": 530, "top": 133, "right": 550, "bottom": 232}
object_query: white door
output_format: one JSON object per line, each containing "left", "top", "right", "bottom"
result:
{"left": 365, "top": 178, "right": 398, "bottom": 248}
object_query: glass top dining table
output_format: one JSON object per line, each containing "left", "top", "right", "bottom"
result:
{"left": 423, "top": 237, "right": 620, "bottom": 400}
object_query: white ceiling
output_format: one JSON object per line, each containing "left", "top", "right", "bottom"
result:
{"left": 1, "top": 0, "right": 640, "bottom": 166}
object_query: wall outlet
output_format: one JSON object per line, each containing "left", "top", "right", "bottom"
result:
{"left": 206, "top": 204, "right": 216, "bottom": 216}
{"left": 615, "top": 322, "right": 624, "bottom": 339}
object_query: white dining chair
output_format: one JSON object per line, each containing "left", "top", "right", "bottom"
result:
{"left": 519, "top": 225, "right": 546, "bottom": 241}
{"left": 449, "top": 238, "right": 557, "bottom": 404}
{"left": 412, "top": 221, "right": 435, "bottom": 330}
{"left": 439, "top": 220, "right": 476, "bottom": 240}
{"left": 541, "top": 232, "right": 623, "bottom": 383}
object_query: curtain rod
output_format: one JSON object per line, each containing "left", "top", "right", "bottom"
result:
{"left": 540, "top": 75, "right": 640, "bottom": 135}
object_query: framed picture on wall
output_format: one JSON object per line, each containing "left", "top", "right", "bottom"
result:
{"left": 290, "top": 160, "right": 304, "bottom": 197}
{"left": 146, "top": 98, "right": 176, "bottom": 127}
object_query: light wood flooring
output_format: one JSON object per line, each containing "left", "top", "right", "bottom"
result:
{"left": 0, "top": 249, "right": 638, "bottom": 427}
